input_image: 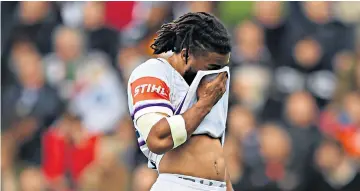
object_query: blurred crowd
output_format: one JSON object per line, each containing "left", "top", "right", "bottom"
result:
{"left": 1, "top": 1, "right": 360, "bottom": 191}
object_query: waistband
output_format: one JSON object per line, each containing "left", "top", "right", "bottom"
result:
{"left": 160, "top": 173, "right": 226, "bottom": 188}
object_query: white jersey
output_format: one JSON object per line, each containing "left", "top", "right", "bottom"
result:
{"left": 127, "top": 58, "right": 227, "bottom": 170}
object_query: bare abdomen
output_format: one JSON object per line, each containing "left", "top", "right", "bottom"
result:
{"left": 158, "top": 134, "right": 226, "bottom": 181}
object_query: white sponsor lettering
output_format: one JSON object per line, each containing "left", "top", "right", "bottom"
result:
{"left": 134, "top": 84, "right": 168, "bottom": 97}
{"left": 140, "top": 84, "right": 148, "bottom": 93}
{"left": 151, "top": 84, "right": 162, "bottom": 93}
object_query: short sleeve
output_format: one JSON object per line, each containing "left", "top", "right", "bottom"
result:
{"left": 128, "top": 59, "right": 174, "bottom": 121}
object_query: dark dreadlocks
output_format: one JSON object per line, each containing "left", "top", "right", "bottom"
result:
{"left": 151, "top": 12, "right": 231, "bottom": 63}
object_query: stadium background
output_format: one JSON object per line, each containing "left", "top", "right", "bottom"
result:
{"left": 1, "top": 1, "right": 360, "bottom": 191}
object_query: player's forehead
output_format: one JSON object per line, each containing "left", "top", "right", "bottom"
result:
{"left": 197, "top": 52, "right": 230, "bottom": 66}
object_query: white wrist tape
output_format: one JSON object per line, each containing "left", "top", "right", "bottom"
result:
{"left": 166, "top": 115, "right": 187, "bottom": 149}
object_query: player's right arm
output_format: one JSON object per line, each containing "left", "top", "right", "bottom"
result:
{"left": 144, "top": 98, "right": 213, "bottom": 155}
{"left": 130, "top": 64, "right": 228, "bottom": 155}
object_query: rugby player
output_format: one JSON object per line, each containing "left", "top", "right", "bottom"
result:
{"left": 127, "top": 12, "right": 233, "bottom": 191}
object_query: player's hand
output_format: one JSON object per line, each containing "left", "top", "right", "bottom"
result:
{"left": 197, "top": 72, "right": 228, "bottom": 109}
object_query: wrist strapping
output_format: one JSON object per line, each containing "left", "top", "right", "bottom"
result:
{"left": 166, "top": 115, "right": 187, "bottom": 149}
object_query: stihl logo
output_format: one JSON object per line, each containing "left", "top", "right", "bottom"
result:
{"left": 134, "top": 84, "right": 168, "bottom": 97}
{"left": 131, "top": 77, "right": 170, "bottom": 104}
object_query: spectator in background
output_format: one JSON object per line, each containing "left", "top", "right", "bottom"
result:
{"left": 256, "top": 1, "right": 353, "bottom": 109}
{"left": 83, "top": 1, "right": 119, "bottom": 68}
{"left": 271, "top": 36, "right": 337, "bottom": 108}
{"left": 188, "top": 1, "right": 215, "bottom": 13}
{"left": 3, "top": 1, "right": 59, "bottom": 56}
{"left": 335, "top": 92, "right": 360, "bottom": 159}
{"left": 42, "top": 111, "right": 75, "bottom": 190}
{"left": 57, "top": 1, "right": 85, "bottom": 28}
{"left": 253, "top": 1, "right": 285, "bottom": 29}
{"left": 227, "top": 105, "right": 258, "bottom": 187}
{"left": 332, "top": 52, "right": 358, "bottom": 104}
{"left": 257, "top": 27, "right": 300, "bottom": 120}
{"left": 356, "top": 61, "right": 360, "bottom": 91}
{"left": 290, "top": 2, "right": 353, "bottom": 59}
{"left": 302, "top": 1, "right": 331, "bottom": 22}
{"left": 43, "top": 109, "right": 130, "bottom": 191}
{"left": 43, "top": 26, "right": 86, "bottom": 100}
{"left": 228, "top": 105, "right": 257, "bottom": 141}
{"left": 19, "top": 167, "right": 45, "bottom": 191}
{"left": 253, "top": 1, "right": 286, "bottom": 63}
{"left": 117, "top": 46, "right": 148, "bottom": 82}
{"left": 230, "top": 20, "right": 277, "bottom": 122}
{"left": 224, "top": 135, "right": 243, "bottom": 185}
{"left": 1, "top": 37, "right": 63, "bottom": 191}
{"left": 310, "top": 139, "right": 360, "bottom": 191}
{"left": 341, "top": 92, "right": 360, "bottom": 127}
{"left": 320, "top": 92, "right": 360, "bottom": 144}
{"left": 77, "top": 131, "right": 131, "bottom": 191}
{"left": 42, "top": 51, "right": 128, "bottom": 188}
{"left": 132, "top": 164, "right": 158, "bottom": 191}
{"left": 114, "top": 115, "right": 138, "bottom": 170}
{"left": 353, "top": 39, "right": 360, "bottom": 90}
{"left": 284, "top": 91, "right": 319, "bottom": 130}
{"left": 231, "top": 20, "right": 272, "bottom": 68}
{"left": 228, "top": 105, "right": 261, "bottom": 167}
{"left": 171, "top": 1, "right": 216, "bottom": 20}
{"left": 1, "top": 1, "right": 19, "bottom": 51}
{"left": 283, "top": 91, "right": 323, "bottom": 190}
{"left": 235, "top": 123, "right": 293, "bottom": 191}
{"left": 1, "top": 1, "right": 60, "bottom": 87}
{"left": 335, "top": 2, "right": 360, "bottom": 26}
{"left": 119, "top": 2, "right": 169, "bottom": 52}
{"left": 293, "top": 38, "right": 323, "bottom": 69}
{"left": 44, "top": 26, "right": 126, "bottom": 132}
{"left": 354, "top": 40, "right": 360, "bottom": 91}
{"left": 230, "top": 63, "right": 272, "bottom": 120}
{"left": 69, "top": 52, "right": 127, "bottom": 134}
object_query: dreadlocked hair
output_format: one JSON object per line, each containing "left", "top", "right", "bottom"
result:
{"left": 151, "top": 12, "right": 231, "bottom": 60}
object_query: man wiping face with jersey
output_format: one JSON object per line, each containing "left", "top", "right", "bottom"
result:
{"left": 127, "top": 12, "right": 234, "bottom": 191}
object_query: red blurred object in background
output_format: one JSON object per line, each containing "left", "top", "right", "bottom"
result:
{"left": 42, "top": 129, "right": 99, "bottom": 183}
{"left": 337, "top": 126, "right": 360, "bottom": 158}
{"left": 42, "top": 129, "right": 67, "bottom": 181}
{"left": 319, "top": 110, "right": 339, "bottom": 137}
{"left": 105, "top": 1, "right": 136, "bottom": 30}
{"left": 320, "top": 111, "right": 360, "bottom": 157}
{"left": 69, "top": 135, "right": 98, "bottom": 181}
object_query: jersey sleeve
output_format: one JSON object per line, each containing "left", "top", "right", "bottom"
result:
{"left": 128, "top": 59, "right": 174, "bottom": 121}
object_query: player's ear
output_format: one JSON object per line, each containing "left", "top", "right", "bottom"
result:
{"left": 180, "top": 49, "right": 187, "bottom": 63}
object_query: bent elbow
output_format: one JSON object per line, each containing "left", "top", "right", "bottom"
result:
{"left": 146, "top": 136, "right": 172, "bottom": 155}
{"left": 148, "top": 145, "right": 166, "bottom": 155}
